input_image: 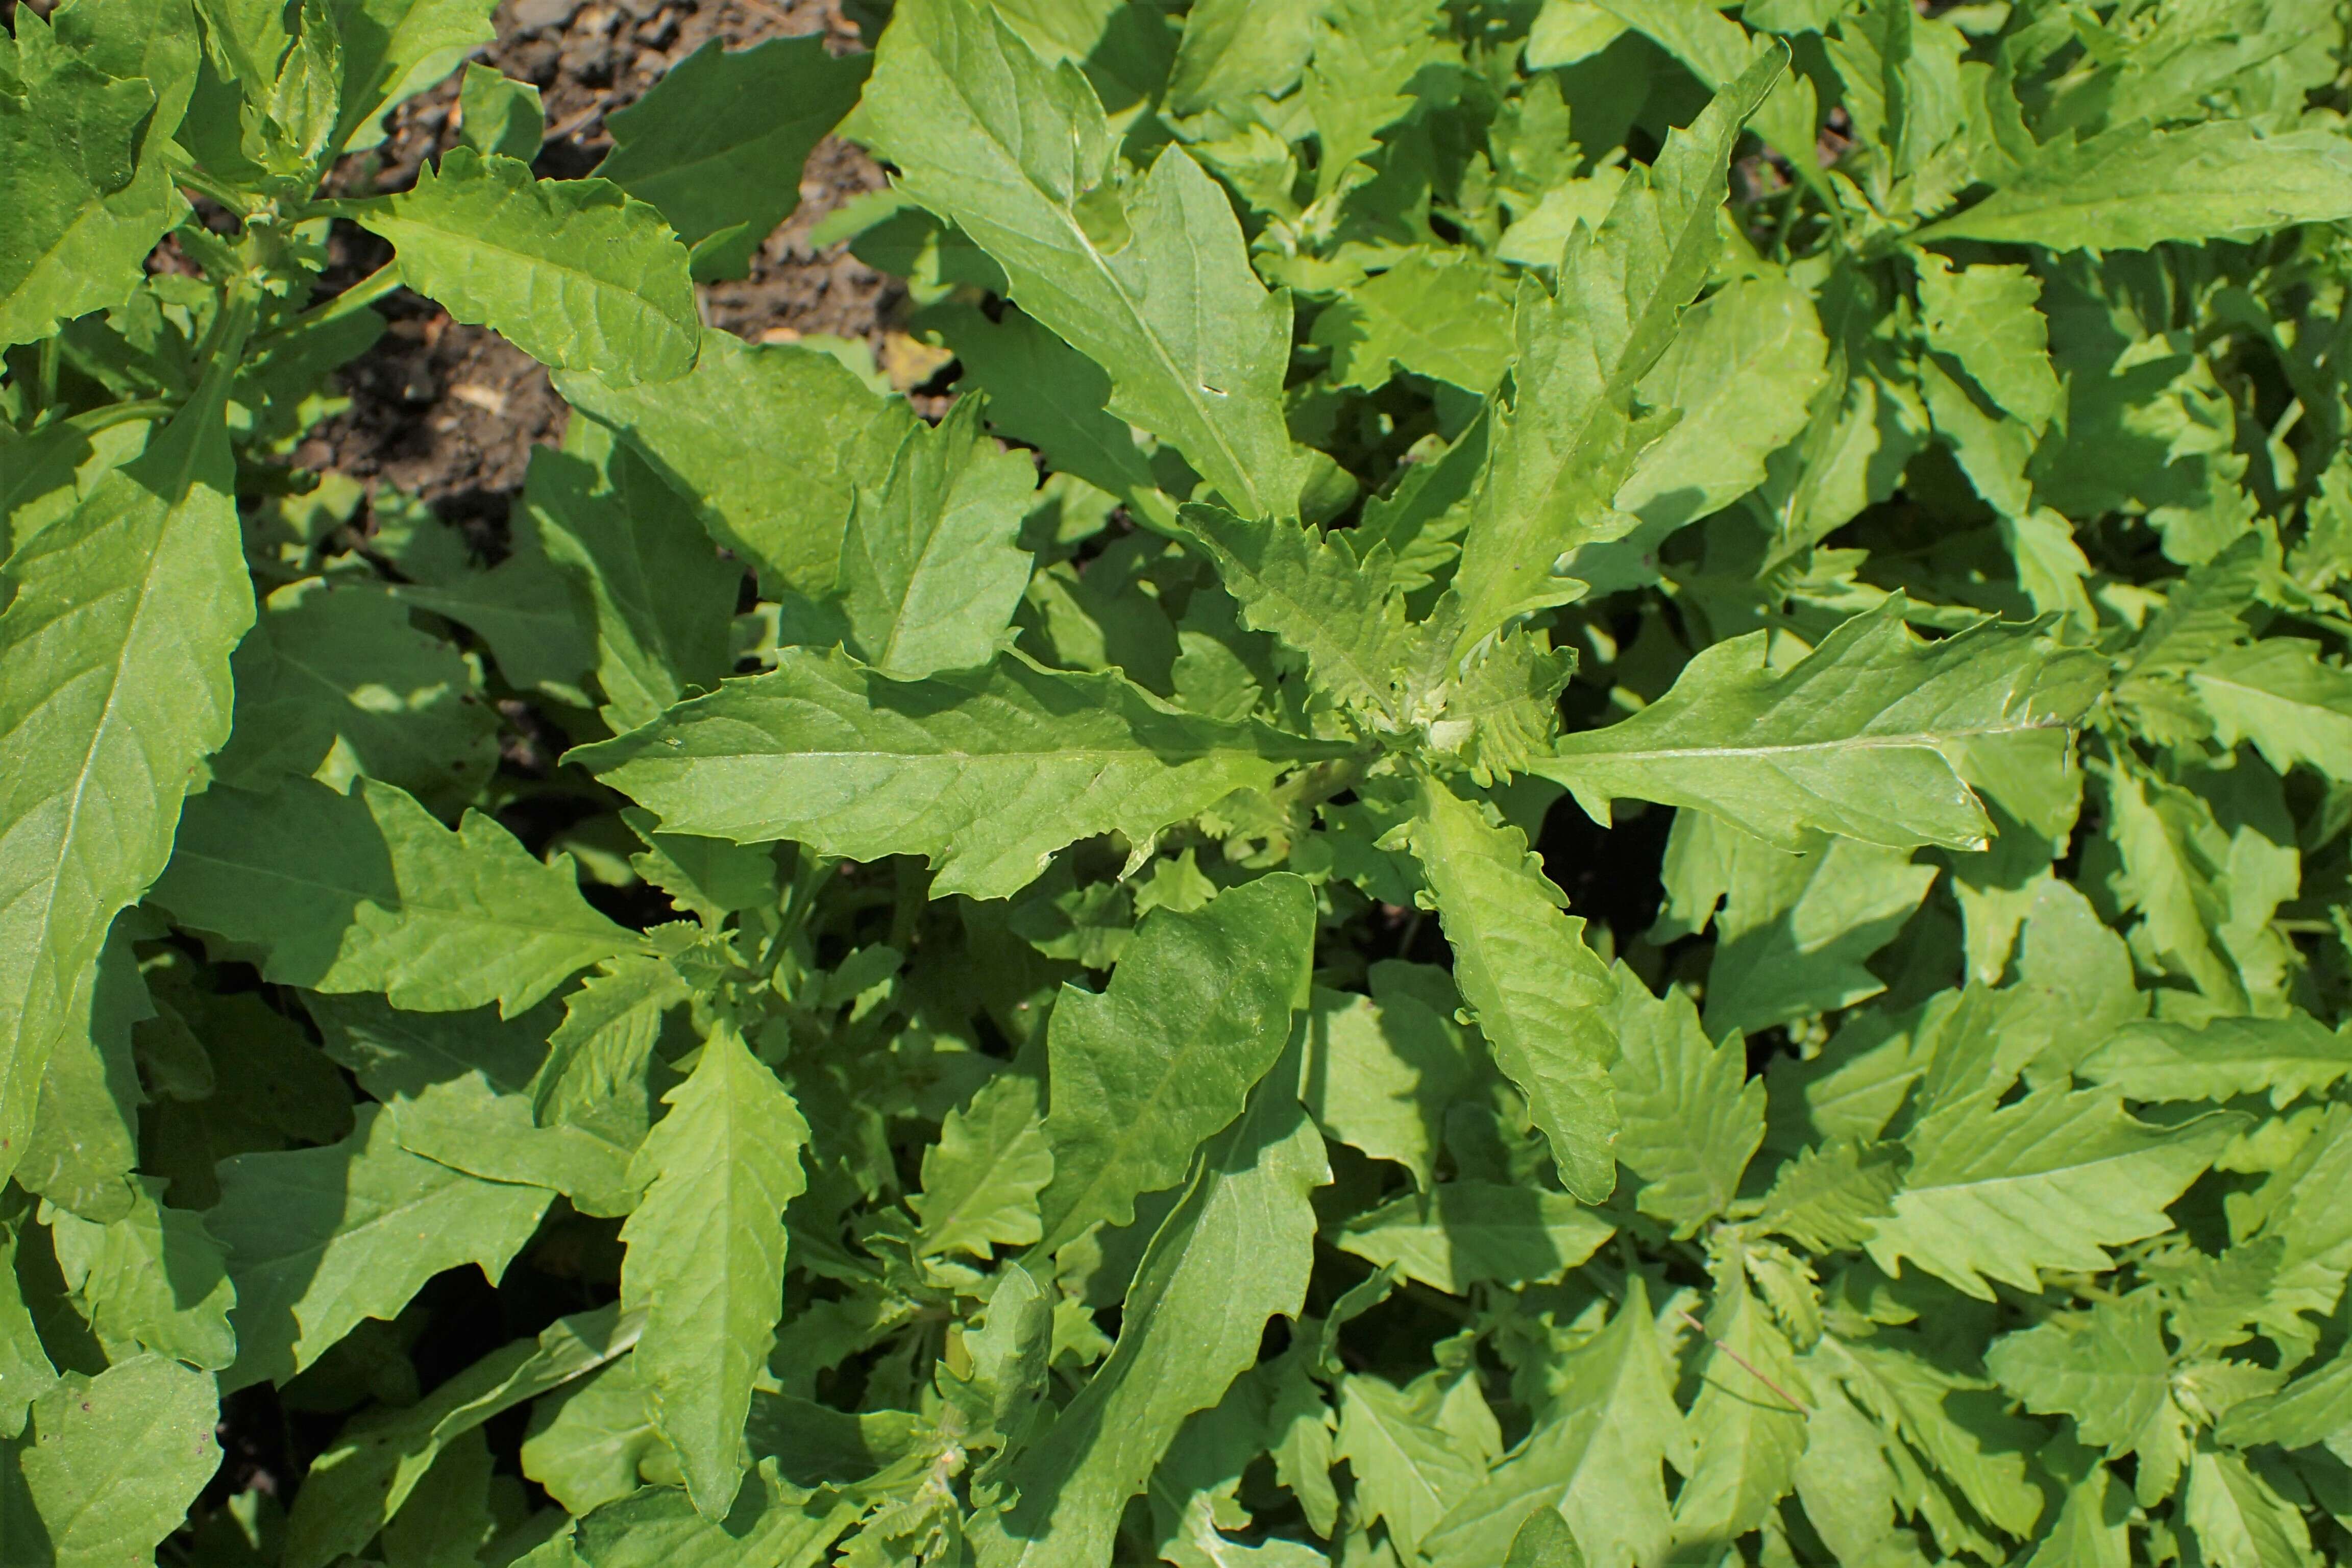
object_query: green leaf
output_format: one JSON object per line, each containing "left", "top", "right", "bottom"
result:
{"left": 553, "top": 330, "right": 914, "bottom": 597}
{"left": 1422, "top": 1277, "right": 1684, "bottom": 1568}
{"left": 569, "top": 1459, "right": 861, "bottom": 1568}
{"left": 1333, "top": 1373, "right": 1488, "bottom": 1558}
{"left": 529, "top": 952, "right": 689, "bottom": 1147}
{"left": 2184, "top": 1447, "right": 2317, "bottom": 1568}
{"left": 521, "top": 1358, "right": 663, "bottom": 1516}
{"left": 2077, "top": 1012, "right": 2352, "bottom": 1108}
{"left": 2218, "top": 1339, "right": 2352, "bottom": 1451}
{"left": 597, "top": 36, "right": 867, "bottom": 279}
{"left": 1333, "top": 1182, "right": 1614, "bottom": 1293}
{"left": 1920, "top": 120, "right": 2352, "bottom": 250}
{"left": 1534, "top": 601, "right": 2106, "bottom": 853}
{"left": 2, "top": 1355, "right": 220, "bottom": 1568}
{"left": 911, "top": 1071, "right": 1054, "bottom": 1261}
{"left": 0, "top": 362, "right": 249, "bottom": 1189}
{"left": 864, "top": 0, "right": 1311, "bottom": 519}
{"left": 1698, "top": 828, "right": 1937, "bottom": 1037}
{"left": 2190, "top": 639, "right": 2352, "bottom": 784}
{"left": 1818, "top": 1333, "right": 2046, "bottom": 1541}
{"left": 1607, "top": 971, "right": 1762, "bottom": 1234}
{"left": 1913, "top": 251, "right": 2061, "bottom": 432}
{"left": 334, "top": 0, "right": 500, "bottom": 148}
{"left": 1866, "top": 1086, "right": 2243, "bottom": 1299}
{"left": 837, "top": 396, "right": 1038, "bottom": 678}
{"left": 356, "top": 148, "right": 699, "bottom": 384}
{"left": 210, "top": 1101, "right": 553, "bottom": 1389}
{"left": 284, "top": 1305, "right": 643, "bottom": 1568}
{"left": 523, "top": 420, "right": 742, "bottom": 732}
{"left": 1036, "top": 873, "right": 1311, "bottom": 1255}
{"left": 1299, "top": 0, "right": 1449, "bottom": 203}
{"left": 155, "top": 775, "right": 640, "bottom": 1016}
{"left": 381, "top": 1428, "right": 496, "bottom": 1568}
{"left": 572, "top": 649, "right": 1346, "bottom": 902}
{"left": 972, "top": 1067, "right": 1328, "bottom": 1568}
{"left": 1985, "top": 1293, "right": 2173, "bottom": 1455}
{"left": 213, "top": 575, "right": 497, "bottom": 811}
{"left": 16, "top": 921, "right": 148, "bottom": 1223}
{"left": 0, "top": 18, "right": 186, "bottom": 350}
{"left": 1406, "top": 775, "right": 1620, "bottom": 1202}
{"left": 1674, "top": 1259, "right": 1806, "bottom": 1547}
{"left": 47, "top": 1175, "right": 236, "bottom": 1369}
{"left": 619, "top": 1023, "right": 810, "bottom": 1517}
{"left": 456, "top": 62, "right": 542, "bottom": 160}
{"left": 1314, "top": 252, "right": 1512, "bottom": 395}
{"left": 1298, "top": 983, "right": 1474, "bottom": 1191}
{"left": 1446, "top": 55, "right": 1779, "bottom": 653}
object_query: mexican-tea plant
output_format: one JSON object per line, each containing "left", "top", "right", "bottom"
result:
{"left": 5, "top": 0, "right": 2352, "bottom": 1564}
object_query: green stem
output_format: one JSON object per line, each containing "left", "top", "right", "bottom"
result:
{"left": 164, "top": 152, "right": 258, "bottom": 219}
{"left": 252, "top": 262, "right": 403, "bottom": 352}
{"left": 68, "top": 398, "right": 176, "bottom": 434}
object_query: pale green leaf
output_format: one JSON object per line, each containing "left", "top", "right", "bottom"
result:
{"left": 619, "top": 1024, "right": 810, "bottom": 1517}
{"left": 335, "top": 0, "right": 500, "bottom": 147}
{"left": 211, "top": 1101, "right": 553, "bottom": 1389}
{"left": 3, "top": 1355, "right": 219, "bottom": 1568}
{"left": 1334, "top": 1182, "right": 1614, "bottom": 1293}
{"left": 570, "top": 1460, "right": 861, "bottom": 1568}
{"left": 1984, "top": 1293, "right": 2173, "bottom": 1455}
{"left": 838, "top": 396, "right": 1038, "bottom": 679}
{"left": 1913, "top": 251, "right": 2061, "bottom": 431}
{"left": 155, "top": 774, "right": 640, "bottom": 1016}
{"left": 553, "top": 330, "right": 901, "bottom": 598}
{"left": 1866, "top": 1086, "right": 2243, "bottom": 1298}
{"left": 2077, "top": 1012, "right": 2352, "bottom": 1108}
{"left": 457, "top": 62, "right": 542, "bottom": 160}
{"left": 521, "top": 1357, "right": 664, "bottom": 1517}
{"left": 1534, "top": 600, "right": 2107, "bottom": 853}
{"left": 1447, "top": 55, "right": 1779, "bottom": 653}
{"left": 2191, "top": 638, "right": 2352, "bottom": 783}
{"left": 912, "top": 1071, "right": 1055, "bottom": 1260}
{"left": 1674, "top": 1261, "right": 1807, "bottom": 1548}
{"left": 2185, "top": 1447, "right": 2317, "bottom": 1568}
{"left": 972, "top": 1069, "right": 1328, "bottom": 1568}
{"left": 284, "top": 1305, "right": 643, "bottom": 1568}
{"left": 1298, "top": 983, "right": 1474, "bottom": 1191}
{"left": 1334, "top": 1373, "right": 1488, "bottom": 1558}
{"left": 1407, "top": 776, "right": 1620, "bottom": 1202}
{"left": 573, "top": 649, "right": 1346, "bottom": 902}
{"left": 864, "top": 0, "right": 1311, "bottom": 519}
{"left": 529, "top": 952, "right": 689, "bottom": 1148}
{"left": 1920, "top": 120, "right": 2352, "bottom": 250}
{"left": 596, "top": 35, "right": 868, "bottom": 280}
{"left": 0, "top": 366, "right": 248, "bottom": 1188}
{"left": 357, "top": 148, "right": 699, "bottom": 384}
{"left": 1314, "top": 252, "right": 1512, "bottom": 395}
{"left": 1423, "top": 1277, "right": 1683, "bottom": 1568}
{"left": 47, "top": 1175, "right": 235, "bottom": 1369}
{"left": 1036, "top": 873, "right": 1311, "bottom": 1254}
{"left": 1608, "top": 970, "right": 1761, "bottom": 1234}
{"left": 2218, "top": 1339, "right": 2352, "bottom": 1451}
{"left": 16, "top": 921, "right": 148, "bottom": 1223}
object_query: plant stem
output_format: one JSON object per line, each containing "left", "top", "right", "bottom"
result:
{"left": 1678, "top": 1309, "right": 1812, "bottom": 1415}
{"left": 252, "top": 263, "right": 403, "bottom": 352}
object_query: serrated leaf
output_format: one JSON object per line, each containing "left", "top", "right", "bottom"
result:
{"left": 0, "top": 365, "right": 248, "bottom": 1189}
{"left": 525, "top": 419, "right": 742, "bottom": 733}
{"left": 1534, "top": 600, "right": 2106, "bottom": 853}
{"left": 2218, "top": 1339, "right": 2352, "bottom": 1451}
{"left": 1314, "top": 251, "right": 1512, "bottom": 395}
{"left": 973, "top": 1066, "right": 1328, "bottom": 1568}
{"left": 913, "top": 1071, "right": 1054, "bottom": 1260}
{"left": 0, "top": 21, "right": 186, "bottom": 350}
{"left": 521, "top": 1358, "right": 663, "bottom": 1517}
{"left": 2, "top": 1355, "right": 219, "bottom": 1568}
{"left": 2185, "top": 1447, "right": 2317, "bottom": 1568}
{"left": 16, "top": 921, "right": 148, "bottom": 1223}
{"left": 2077, "top": 1012, "right": 2352, "bottom": 1108}
{"left": 1334, "top": 1182, "right": 1613, "bottom": 1293}
{"left": 155, "top": 774, "right": 640, "bottom": 1016}
{"left": 619, "top": 1023, "right": 810, "bottom": 1517}
{"left": 837, "top": 396, "right": 1038, "bottom": 679}
{"left": 1334, "top": 1373, "right": 1487, "bottom": 1558}
{"left": 1298, "top": 983, "right": 1473, "bottom": 1191}
{"left": 1423, "top": 1277, "right": 1683, "bottom": 1568}
{"left": 285, "top": 1305, "right": 643, "bottom": 1568}
{"left": 1608, "top": 970, "right": 1761, "bottom": 1234}
{"left": 1985, "top": 1293, "right": 2173, "bottom": 1455}
{"left": 573, "top": 649, "right": 1346, "bottom": 902}
{"left": 1920, "top": 119, "right": 2352, "bottom": 250}
{"left": 357, "top": 148, "right": 699, "bottom": 384}
{"left": 555, "top": 330, "right": 906, "bottom": 597}
{"left": 1035, "top": 873, "right": 1310, "bottom": 1255}
{"left": 47, "top": 1175, "right": 235, "bottom": 1369}
{"left": 530, "top": 954, "right": 687, "bottom": 1147}
{"left": 596, "top": 35, "right": 868, "bottom": 280}
{"left": 1675, "top": 1260, "right": 1806, "bottom": 1547}
{"left": 1447, "top": 55, "right": 1779, "bottom": 654}
{"left": 1819, "top": 1333, "right": 2046, "bottom": 1541}
{"left": 863, "top": 0, "right": 1311, "bottom": 519}
{"left": 1913, "top": 251, "right": 2060, "bottom": 432}
{"left": 2190, "top": 638, "right": 2352, "bottom": 783}
{"left": 211, "top": 1102, "right": 552, "bottom": 1389}
{"left": 1866, "top": 1086, "right": 2243, "bottom": 1298}
{"left": 1756, "top": 1138, "right": 1904, "bottom": 1252}
{"left": 1406, "top": 776, "right": 1620, "bottom": 1202}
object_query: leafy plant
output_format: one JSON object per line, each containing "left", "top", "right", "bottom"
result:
{"left": 6, "top": 0, "right": 2352, "bottom": 1563}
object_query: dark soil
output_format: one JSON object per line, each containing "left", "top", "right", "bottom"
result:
{"left": 299, "top": 0, "right": 900, "bottom": 530}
